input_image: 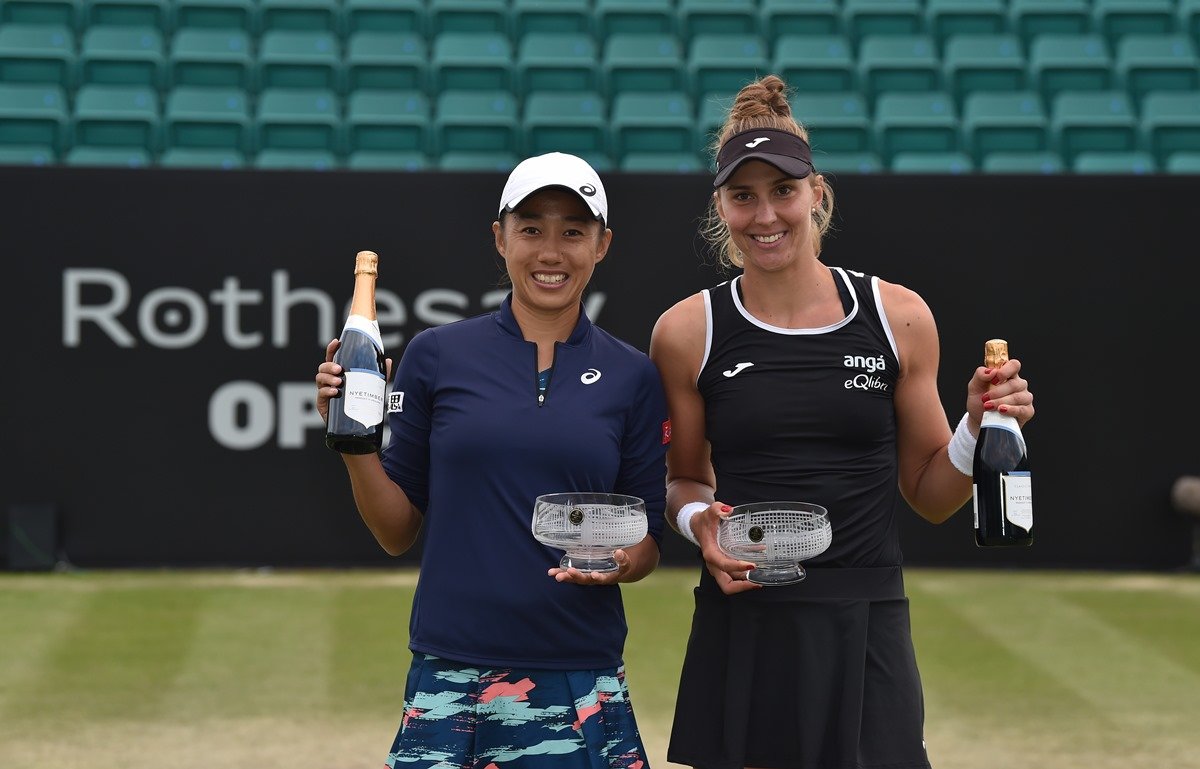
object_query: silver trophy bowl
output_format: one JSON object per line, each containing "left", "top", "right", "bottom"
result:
{"left": 532, "top": 493, "right": 648, "bottom": 573}
{"left": 717, "top": 501, "right": 832, "bottom": 585}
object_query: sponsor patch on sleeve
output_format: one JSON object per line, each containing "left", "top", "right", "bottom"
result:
{"left": 662, "top": 419, "right": 672, "bottom": 445}
{"left": 387, "top": 391, "right": 405, "bottom": 414}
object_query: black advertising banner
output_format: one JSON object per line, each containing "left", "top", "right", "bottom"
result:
{"left": 3, "top": 167, "right": 1196, "bottom": 569}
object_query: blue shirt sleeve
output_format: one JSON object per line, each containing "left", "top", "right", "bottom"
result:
{"left": 617, "top": 355, "right": 670, "bottom": 546}
{"left": 380, "top": 328, "right": 438, "bottom": 513}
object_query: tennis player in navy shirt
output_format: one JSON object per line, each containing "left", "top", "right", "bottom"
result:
{"left": 315, "top": 152, "right": 669, "bottom": 769}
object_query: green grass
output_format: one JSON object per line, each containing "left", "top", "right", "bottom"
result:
{"left": 1, "top": 568, "right": 1198, "bottom": 768}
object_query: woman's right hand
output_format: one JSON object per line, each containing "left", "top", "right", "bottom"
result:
{"left": 692, "top": 502, "right": 762, "bottom": 595}
{"left": 314, "top": 338, "right": 343, "bottom": 425}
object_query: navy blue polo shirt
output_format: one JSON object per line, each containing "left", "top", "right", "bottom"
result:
{"left": 381, "top": 295, "right": 669, "bottom": 670}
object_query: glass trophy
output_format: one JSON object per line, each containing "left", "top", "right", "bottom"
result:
{"left": 717, "top": 501, "right": 832, "bottom": 585}
{"left": 532, "top": 493, "right": 647, "bottom": 573}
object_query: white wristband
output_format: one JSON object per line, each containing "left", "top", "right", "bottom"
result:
{"left": 675, "top": 502, "right": 708, "bottom": 547}
{"left": 947, "top": 413, "right": 976, "bottom": 476}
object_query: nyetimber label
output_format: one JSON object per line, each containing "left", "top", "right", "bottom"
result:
{"left": 1002, "top": 472, "right": 1033, "bottom": 531}
{"left": 343, "top": 371, "right": 386, "bottom": 428}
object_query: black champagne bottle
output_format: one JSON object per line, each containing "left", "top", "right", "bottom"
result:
{"left": 326, "top": 251, "right": 387, "bottom": 454}
{"left": 973, "top": 339, "right": 1033, "bottom": 547}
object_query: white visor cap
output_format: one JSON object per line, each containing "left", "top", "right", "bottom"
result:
{"left": 498, "top": 152, "right": 608, "bottom": 224}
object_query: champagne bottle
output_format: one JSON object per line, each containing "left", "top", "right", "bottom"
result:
{"left": 973, "top": 339, "right": 1033, "bottom": 547}
{"left": 326, "top": 251, "right": 387, "bottom": 455}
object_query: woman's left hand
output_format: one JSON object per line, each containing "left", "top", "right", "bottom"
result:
{"left": 549, "top": 549, "right": 631, "bottom": 585}
{"left": 968, "top": 357, "right": 1035, "bottom": 428}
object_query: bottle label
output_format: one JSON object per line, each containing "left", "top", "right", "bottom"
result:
{"left": 342, "top": 314, "right": 384, "bottom": 353}
{"left": 1002, "top": 471, "right": 1033, "bottom": 531}
{"left": 343, "top": 370, "right": 386, "bottom": 428}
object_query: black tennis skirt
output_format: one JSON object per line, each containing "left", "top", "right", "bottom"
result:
{"left": 667, "top": 566, "right": 933, "bottom": 769}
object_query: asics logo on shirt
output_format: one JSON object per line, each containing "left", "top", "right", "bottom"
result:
{"left": 745, "top": 137, "right": 771, "bottom": 148}
{"left": 722, "top": 362, "right": 754, "bottom": 377}
{"left": 581, "top": 368, "right": 602, "bottom": 384}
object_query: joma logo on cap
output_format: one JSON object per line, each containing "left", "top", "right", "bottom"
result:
{"left": 745, "top": 137, "right": 771, "bottom": 148}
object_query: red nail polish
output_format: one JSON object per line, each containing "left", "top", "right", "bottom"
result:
{"left": 981, "top": 393, "right": 990, "bottom": 403}
{"left": 983, "top": 368, "right": 993, "bottom": 376}
{"left": 721, "top": 505, "right": 732, "bottom": 513}
{"left": 991, "top": 376, "right": 1001, "bottom": 385}
{"left": 999, "top": 404, "right": 1009, "bottom": 414}
{"left": 983, "top": 402, "right": 995, "bottom": 410}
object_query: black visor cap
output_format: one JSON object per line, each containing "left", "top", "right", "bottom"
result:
{"left": 713, "top": 128, "right": 814, "bottom": 187}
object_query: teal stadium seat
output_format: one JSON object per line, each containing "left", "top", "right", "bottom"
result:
{"left": 0, "top": 144, "right": 57, "bottom": 164}
{"left": 925, "top": 0, "right": 1007, "bottom": 53}
{"left": 516, "top": 33, "right": 598, "bottom": 96}
{"left": 1050, "top": 90, "right": 1138, "bottom": 163}
{"left": 169, "top": 29, "right": 252, "bottom": 89}
{"left": 981, "top": 151, "right": 1065, "bottom": 173}
{"left": 257, "top": 30, "right": 341, "bottom": 92}
{"left": 343, "top": 0, "right": 424, "bottom": 36}
{"left": 858, "top": 35, "right": 941, "bottom": 99}
{"left": 1140, "top": 91, "right": 1200, "bottom": 166}
{"left": 345, "top": 31, "right": 425, "bottom": 92}
{"left": 1009, "top": 0, "right": 1091, "bottom": 47}
{"left": 83, "top": 0, "right": 167, "bottom": 29}
{"left": 1072, "top": 150, "right": 1156, "bottom": 174}
{"left": 1029, "top": 34, "right": 1114, "bottom": 105}
{"left": 253, "top": 148, "right": 338, "bottom": 169}
{"left": 0, "top": 24, "right": 75, "bottom": 87}
{"left": 346, "top": 89, "right": 428, "bottom": 155}
{"left": 601, "top": 34, "right": 685, "bottom": 95}
{"left": 78, "top": 26, "right": 164, "bottom": 88}
{"left": 511, "top": 0, "right": 590, "bottom": 39}
{"left": 874, "top": 91, "right": 960, "bottom": 161}
{"left": 72, "top": 84, "right": 159, "bottom": 153}
{"left": 1092, "top": 0, "right": 1176, "bottom": 49}
{"left": 438, "top": 149, "right": 518, "bottom": 171}
{"left": 793, "top": 91, "right": 872, "bottom": 153}
{"left": 1115, "top": 35, "right": 1200, "bottom": 105}
{"left": 610, "top": 91, "right": 694, "bottom": 161}
{"left": 1183, "top": 1, "right": 1200, "bottom": 48}
{"left": 259, "top": 0, "right": 340, "bottom": 35}
{"left": 163, "top": 86, "right": 251, "bottom": 153}
{"left": 619, "top": 151, "right": 704, "bottom": 172}
{"left": 677, "top": 0, "right": 758, "bottom": 41}
{"left": 1, "top": 0, "right": 81, "bottom": 31}
{"left": 697, "top": 96, "right": 730, "bottom": 150}
{"left": 171, "top": 0, "right": 255, "bottom": 32}
{"left": 430, "top": 32, "right": 513, "bottom": 92}
{"left": 159, "top": 147, "right": 245, "bottom": 168}
{"left": 890, "top": 150, "right": 974, "bottom": 173}
{"left": 594, "top": 0, "right": 674, "bottom": 39}
{"left": 65, "top": 145, "right": 150, "bottom": 165}
{"left": 427, "top": 0, "right": 507, "bottom": 36}
{"left": 254, "top": 88, "right": 342, "bottom": 156}
{"left": 760, "top": 0, "right": 841, "bottom": 44}
{"left": 687, "top": 34, "right": 769, "bottom": 103}
{"left": 773, "top": 35, "right": 856, "bottom": 94}
{"left": 0, "top": 82, "right": 68, "bottom": 156}
{"left": 843, "top": 0, "right": 924, "bottom": 44}
{"left": 346, "top": 150, "right": 428, "bottom": 171}
{"left": 432, "top": 90, "right": 519, "bottom": 155}
{"left": 523, "top": 91, "right": 607, "bottom": 157}
{"left": 811, "top": 150, "right": 884, "bottom": 174}
{"left": 943, "top": 34, "right": 1027, "bottom": 104}
{"left": 962, "top": 91, "right": 1050, "bottom": 164}
{"left": 1165, "top": 151, "right": 1200, "bottom": 173}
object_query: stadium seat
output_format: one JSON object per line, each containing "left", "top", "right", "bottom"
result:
{"left": 858, "top": 35, "right": 941, "bottom": 100}
{"left": 64, "top": 144, "right": 151, "bottom": 165}
{"left": 1183, "top": 1, "right": 1200, "bottom": 48}
{"left": 346, "top": 89, "right": 428, "bottom": 155}
{"left": 601, "top": 34, "right": 685, "bottom": 96}
{"left": 344, "top": 0, "right": 424, "bottom": 36}
{"left": 760, "top": 0, "right": 841, "bottom": 44}
{"left": 83, "top": 0, "right": 167, "bottom": 29}
{"left": 1, "top": 0, "right": 81, "bottom": 31}
{"left": 1050, "top": 90, "right": 1138, "bottom": 164}
{"left": 1092, "top": 0, "right": 1176, "bottom": 49}
{"left": 1029, "top": 35, "right": 1115, "bottom": 105}
{"left": 793, "top": 91, "right": 873, "bottom": 153}
{"left": 257, "top": 30, "right": 341, "bottom": 92}
{"left": 169, "top": 29, "right": 252, "bottom": 89}
{"left": 0, "top": 82, "right": 68, "bottom": 155}
{"left": 427, "top": 0, "right": 508, "bottom": 36}
{"left": 0, "top": 24, "right": 75, "bottom": 87}
{"left": 687, "top": 34, "right": 769, "bottom": 103}
{"left": 1009, "top": 0, "right": 1091, "bottom": 47}
{"left": 0, "top": 144, "right": 57, "bottom": 164}
{"left": 594, "top": 0, "right": 675, "bottom": 39}
{"left": 1140, "top": 91, "right": 1200, "bottom": 166}
{"left": 619, "top": 152, "right": 705, "bottom": 172}
{"left": 171, "top": 0, "right": 255, "bottom": 32}
{"left": 253, "top": 88, "right": 342, "bottom": 156}
{"left": 697, "top": 95, "right": 731, "bottom": 151}
{"left": 253, "top": 148, "right": 338, "bottom": 169}
{"left": 72, "top": 84, "right": 159, "bottom": 152}
{"left": 1165, "top": 151, "right": 1200, "bottom": 173}
{"left": 159, "top": 147, "right": 245, "bottom": 168}
{"left": 346, "top": 150, "right": 429, "bottom": 171}
{"left": 773, "top": 35, "right": 856, "bottom": 94}
{"left": 843, "top": 0, "right": 924, "bottom": 44}
{"left": 163, "top": 86, "right": 251, "bottom": 152}
{"left": 925, "top": 0, "right": 1007, "bottom": 53}
{"left": 432, "top": 90, "right": 519, "bottom": 155}
{"left": 610, "top": 91, "right": 694, "bottom": 161}
{"left": 515, "top": 33, "right": 598, "bottom": 96}
{"left": 874, "top": 91, "right": 960, "bottom": 161}
{"left": 259, "top": 0, "right": 340, "bottom": 34}
{"left": 523, "top": 91, "right": 607, "bottom": 157}
{"left": 943, "top": 34, "right": 1027, "bottom": 105}
{"left": 437, "top": 149, "right": 518, "bottom": 171}
{"left": 1072, "top": 150, "right": 1156, "bottom": 174}
{"left": 980, "top": 151, "right": 1065, "bottom": 173}
{"left": 1115, "top": 35, "right": 1200, "bottom": 105}
{"left": 511, "top": 0, "right": 590, "bottom": 39}
{"left": 345, "top": 31, "right": 425, "bottom": 92}
{"left": 430, "top": 32, "right": 513, "bottom": 92}
{"left": 78, "top": 26, "right": 164, "bottom": 88}
{"left": 962, "top": 91, "right": 1050, "bottom": 164}
{"left": 890, "top": 150, "right": 974, "bottom": 173}
{"left": 811, "top": 150, "right": 884, "bottom": 174}
{"left": 677, "top": 0, "right": 758, "bottom": 41}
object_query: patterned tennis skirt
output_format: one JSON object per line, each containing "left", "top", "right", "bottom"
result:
{"left": 385, "top": 653, "right": 649, "bottom": 769}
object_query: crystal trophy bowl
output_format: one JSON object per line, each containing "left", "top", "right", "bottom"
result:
{"left": 532, "top": 493, "right": 648, "bottom": 573}
{"left": 717, "top": 501, "right": 832, "bottom": 585}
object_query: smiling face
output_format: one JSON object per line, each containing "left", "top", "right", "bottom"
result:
{"left": 715, "top": 160, "right": 823, "bottom": 272}
{"left": 492, "top": 188, "right": 612, "bottom": 322}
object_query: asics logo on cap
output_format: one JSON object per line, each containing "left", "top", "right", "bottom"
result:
{"left": 745, "top": 137, "right": 771, "bottom": 148}
{"left": 578, "top": 184, "right": 596, "bottom": 196}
